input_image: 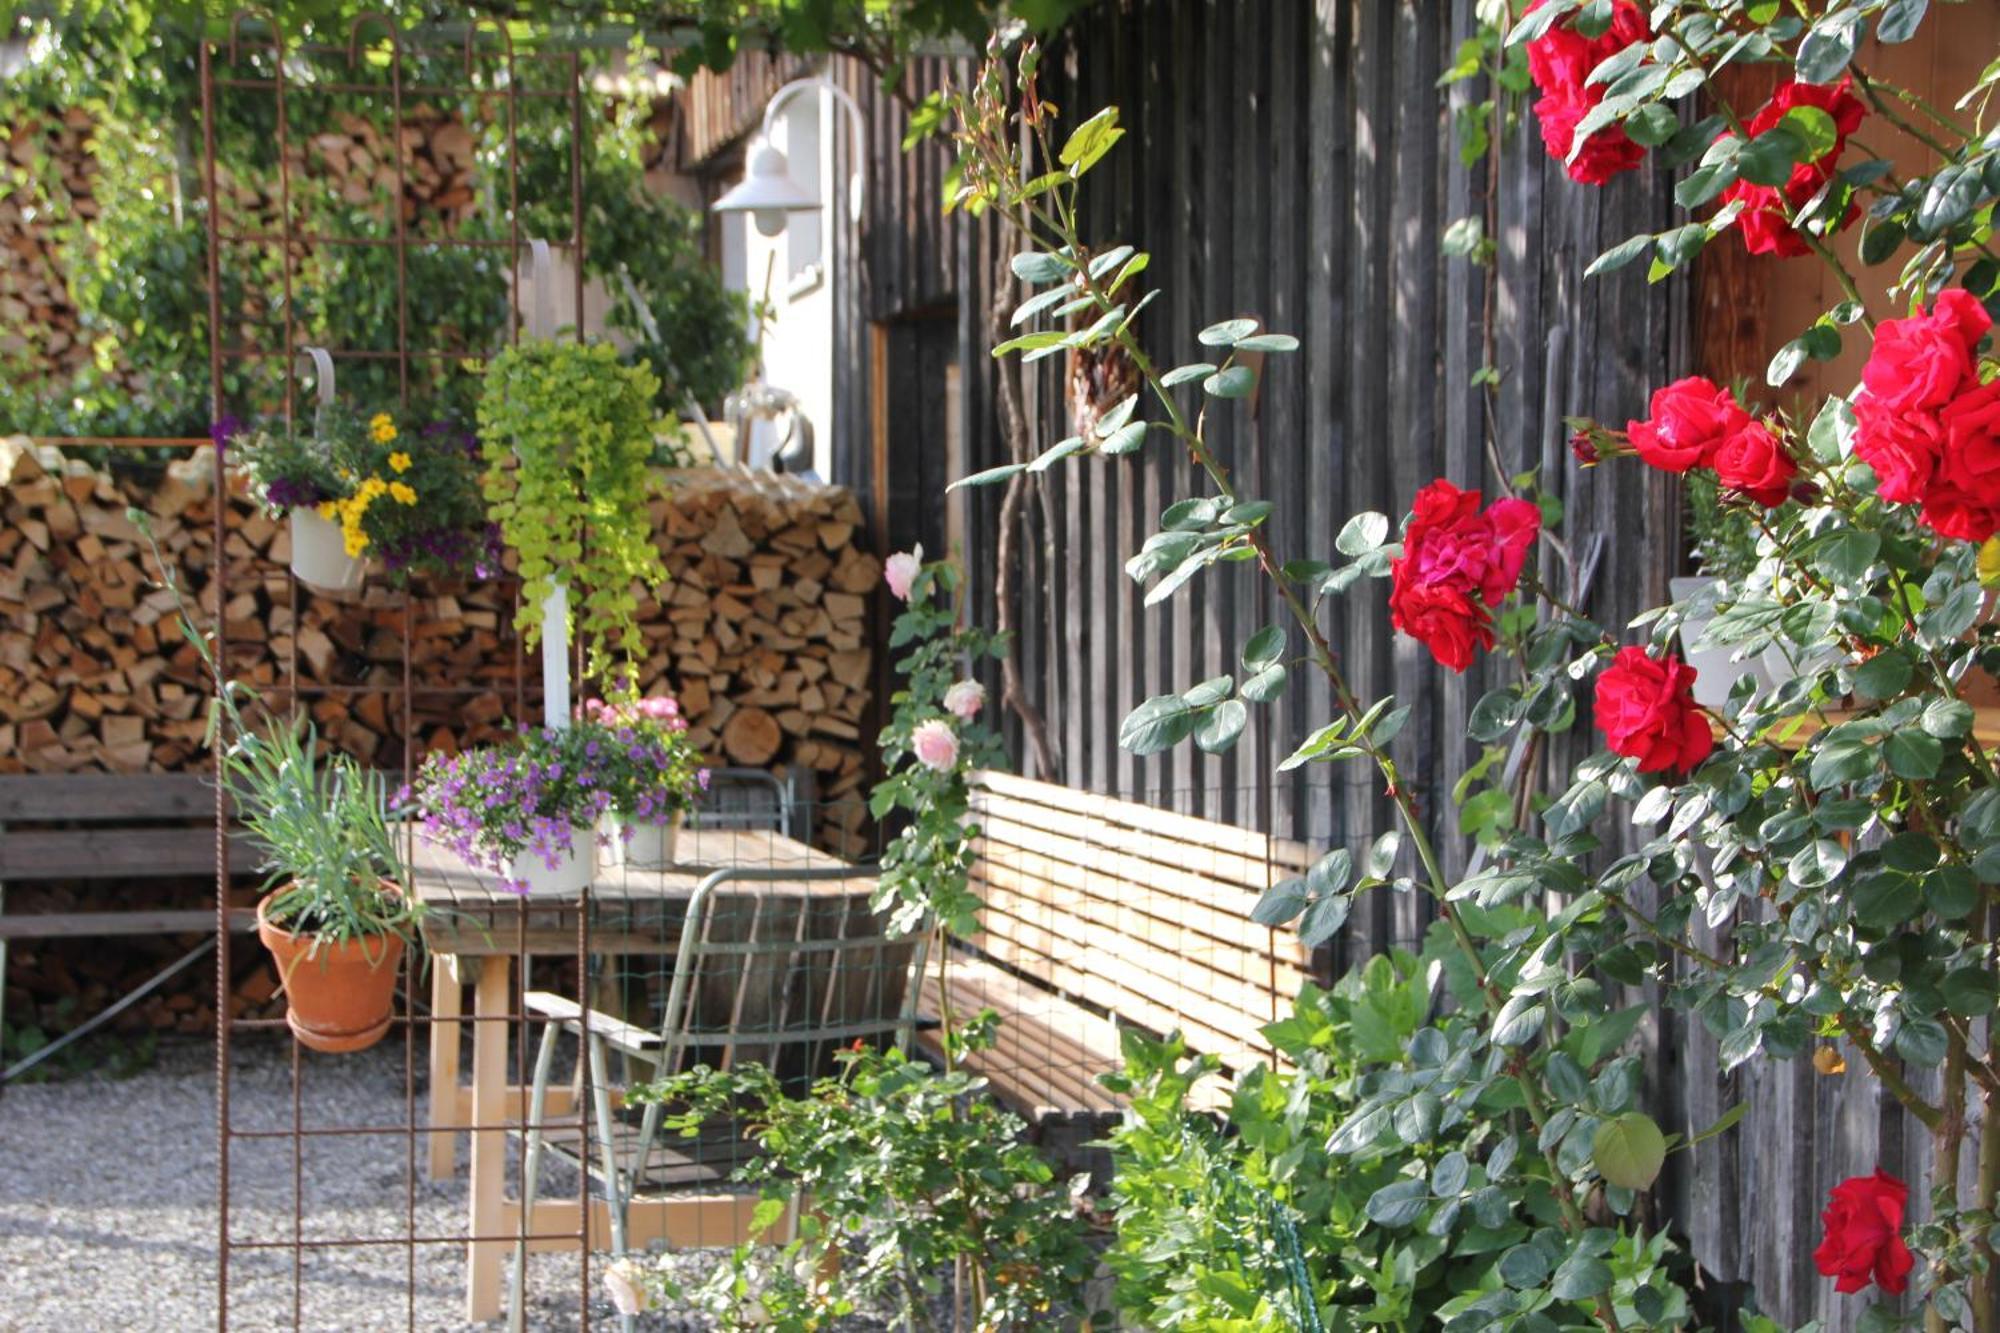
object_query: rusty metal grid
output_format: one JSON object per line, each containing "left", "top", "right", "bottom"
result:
{"left": 198, "top": 11, "right": 595, "bottom": 1329}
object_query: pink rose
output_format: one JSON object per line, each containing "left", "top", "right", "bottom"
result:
{"left": 884, "top": 545, "right": 924, "bottom": 601}
{"left": 943, "top": 679, "right": 986, "bottom": 721}
{"left": 911, "top": 718, "right": 960, "bottom": 771}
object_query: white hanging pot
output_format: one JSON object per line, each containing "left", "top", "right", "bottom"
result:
{"left": 507, "top": 824, "right": 594, "bottom": 896}
{"left": 599, "top": 811, "right": 684, "bottom": 871}
{"left": 290, "top": 508, "right": 367, "bottom": 595}
{"left": 1670, "top": 576, "right": 1770, "bottom": 709}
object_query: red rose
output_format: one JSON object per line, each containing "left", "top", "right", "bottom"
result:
{"left": 1389, "top": 480, "right": 1542, "bottom": 673}
{"left": 1524, "top": 0, "right": 1652, "bottom": 185}
{"left": 1720, "top": 79, "right": 1866, "bottom": 257}
{"left": 1923, "top": 380, "right": 2000, "bottom": 541}
{"left": 1862, "top": 288, "right": 1991, "bottom": 413}
{"left": 1627, "top": 377, "right": 1750, "bottom": 473}
{"left": 1853, "top": 398, "right": 1946, "bottom": 504}
{"left": 1813, "top": 1169, "right": 1914, "bottom": 1296}
{"left": 1711, "top": 420, "right": 1795, "bottom": 507}
{"left": 1594, "top": 646, "right": 1713, "bottom": 775}
{"left": 1389, "top": 581, "right": 1492, "bottom": 674}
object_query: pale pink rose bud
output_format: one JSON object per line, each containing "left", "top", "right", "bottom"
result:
{"left": 603, "top": 1258, "right": 650, "bottom": 1316}
{"left": 911, "top": 718, "right": 960, "bottom": 771}
{"left": 943, "top": 679, "right": 986, "bottom": 721}
{"left": 883, "top": 544, "right": 924, "bottom": 601}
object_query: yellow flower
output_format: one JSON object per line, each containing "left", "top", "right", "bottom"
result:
{"left": 343, "top": 530, "right": 370, "bottom": 557}
{"left": 389, "top": 481, "right": 417, "bottom": 505}
{"left": 388, "top": 451, "right": 412, "bottom": 473}
{"left": 369, "top": 413, "right": 398, "bottom": 444}
{"left": 316, "top": 501, "right": 338, "bottom": 519}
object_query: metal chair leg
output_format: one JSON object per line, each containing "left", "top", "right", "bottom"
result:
{"left": 507, "top": 1019, "right": 562, "bottom": 1333}
{"left": 586, "top": 1032, "right": 629, "bottom": 1258}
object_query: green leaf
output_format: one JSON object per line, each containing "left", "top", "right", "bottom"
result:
{"left": 1499, "top": 1244, "right": 1551, "bottom": 1289}
{"left": 1251, "top": 878, "right": 1309, "bottom": 927}
{"left": 1233, "top": 333, "right": 1299, "bottom": 353}
{"left": 1591, "top": 1112, "right": 1667, "bottom": 1190}
{"left": 1780, "top": 105, "right": 1841, "bottom": 162}
{"left": 1365, "top": 1176, "right": 1432, "bottom": 1226}
{"left": 1551, "top": 1254, "right": 1613, "bottom": 1301}
{"left": 1196, "top": 699, "right": 1249, "bottom": 753}
{"left": 1796, "top": 10, "right": 1862, "bottom": 84}
{"left": 1877, "top": 0, "right": 1928, "bottom": 42}
{"left": 1100, "top": 421, "right": 1149, "bottom": 455}
{"left": 1204, "top": 365, "right": 1258, "bottom": 398}
{"left": 1241, "top": 662, "right": 1288, "bottom": 702}
{"left": 1895, "top": 1016, "right": 1948, "bottom": 1066}
{"left": 1299, "top": 892, "right": 1352, "bottom": 947}
{"left": 1586, "top": 232, "right": 1653, "bottom": 277}
{"left": 1242, "top": 625, "right": 1286, "bottom": 671}
{"left": 1197, "top": 318, "right": 1261, "bottom": 347}
{"left": 1118, "top": 694, "right": 1198, "bottom": 755}
{"left": 1027, "top": 436, "right": 1088, "bottom": 472}
{"left": 1884, "top": 729, "right": 1943, "bottom": 780}
{"left": 946, "top": 462, "right": 1026, "bottom": 492}
{"left": 1337, "top": 511, "right": 1392, "bottom": 556}
{"left": 1058, "top": 107, "right": 1125, "bottom": 176}
{"left": 1010, "top": 285, "right": 1072, "bottom": 326}
{"left": 1161, "top": 362, "right": 1217, "bottom": 387}
{"left": 1010, "top": 252, "right": 1070, "bottom": 284}
{"left": 1767, "top": 338, "right": 1809, "bottom": 387}
{"left": 1182, "top": 675, "right": 1235, "bottom": 708}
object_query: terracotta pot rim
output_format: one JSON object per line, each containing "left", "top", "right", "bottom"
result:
{"left": 255, "top": 880, "right": 406, "bottom": 954}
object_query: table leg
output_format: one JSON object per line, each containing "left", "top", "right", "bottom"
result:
{"left": 466, "top": 955, "right": 510, "bottom": 1323}
{"left": 426, "top": 956, "right": 463, "bottom": 1179}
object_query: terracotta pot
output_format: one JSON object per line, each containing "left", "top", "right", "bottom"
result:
{"left": 256, "top": 886, "right": 406, "bottom": 1054}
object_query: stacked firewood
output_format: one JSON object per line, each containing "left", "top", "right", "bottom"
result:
{"left": 644, "top": 469, "right": 882, "bottom": 854}
{"left": 1, "top": 111, "right": 107, "bottom": 384}
{"left": 293, "top": 109, "right": 482, "bottom": 227}
{"left": 0, "top": 442, "right": 879, "bottom": 849}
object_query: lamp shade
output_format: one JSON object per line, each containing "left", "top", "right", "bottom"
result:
{"left": 712, "top": 138, "right": 818, "bottom": 237}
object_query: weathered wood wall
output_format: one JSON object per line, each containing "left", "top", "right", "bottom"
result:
{"left": 804, "top": 3, "right": 1958, "bottom": 1325}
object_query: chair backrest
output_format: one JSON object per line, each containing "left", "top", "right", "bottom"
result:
{"left": 964, "top": 769, "right": 1317, "bottom": 1073}
{"left": 654, "top": 864, "right": 923, "bottom": 1089}
{"left": 689, "top": 767, "right": 807, "bottom": 839}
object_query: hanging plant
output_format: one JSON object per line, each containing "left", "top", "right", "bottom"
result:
{"left": 477, "top": 338, "right": 667, "bottom": 687}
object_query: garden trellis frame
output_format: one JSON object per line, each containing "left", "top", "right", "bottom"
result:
{"left": 198, "top": 11, "right": 597, "bottom": 1327}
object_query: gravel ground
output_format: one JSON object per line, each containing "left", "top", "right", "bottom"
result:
{"left": 0, "top": 1037, "right": 921, "bottom": 1331}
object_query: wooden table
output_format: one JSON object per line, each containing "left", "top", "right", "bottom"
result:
{"left": 410, "top": 826, "right": 876, "bottom": 1323}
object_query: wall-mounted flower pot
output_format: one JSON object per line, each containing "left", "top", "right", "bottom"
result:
{"left": 599, "top": 811, "right": 684, "bottom": 871}
{"left": 289, "top": 508, "right": 367, "bottom": 596}
{"left": 256, "top": 888, "right": 405, "bottom": 1054}
{"left": 1671, "top": 577, "right": 1771, "bottom": 708}
{"left": 508, "top": 826, "right": 594, "bottom": 896}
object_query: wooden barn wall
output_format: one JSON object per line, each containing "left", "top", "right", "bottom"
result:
{"left": 812, "top": 3, "right": 1944, "bottom": 1325}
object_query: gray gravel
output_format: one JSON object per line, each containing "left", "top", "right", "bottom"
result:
{"left": 0, "top": 1037, "right": 879, "bottom": 1331}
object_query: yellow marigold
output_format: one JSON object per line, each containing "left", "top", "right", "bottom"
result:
{"left": 369, "top": 413, "right": 398, "bottom": 444}
{"left": 316, "top": 501, "right": 338, "bottom": 519}
{"left": 389, "top": 481, "right": 417, "bottom": 505}
{"left": 343, "top": 531, "right": 370, "bottom": 557}
{"left": 388, "top": 451, "right": 412, "bottom": 473}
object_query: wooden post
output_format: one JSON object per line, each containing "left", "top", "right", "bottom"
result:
{"left": 425, "top": 956, "right": 464, "bottom": 1179}
{"left": 465, "top": 955, "right": 510, "bottom": 1322}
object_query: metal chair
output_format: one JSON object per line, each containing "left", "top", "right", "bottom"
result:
{"left": 692, "top": 765, "right": 812, "bottom": 838}
{"left": 507, "top": 864, "right": 926, "bottom": 1332}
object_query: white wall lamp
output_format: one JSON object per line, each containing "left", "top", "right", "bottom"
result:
{"left": 711, "top": 76, "right": 868, "bottom": 237}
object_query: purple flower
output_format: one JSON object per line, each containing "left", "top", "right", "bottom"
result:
{"left": 210, "top": 415, "right": 244, "bottom": 450}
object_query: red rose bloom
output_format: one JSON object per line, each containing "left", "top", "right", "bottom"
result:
{"left": 1813, "top": 1169, "right": 1914, "bottom": 1296}
{"left": 1389, "top": 480, "right": 1541, "bottom": 673}
{"left": 1712, "top": 419, "right": 1795, "bottom": 507}
{"left": 1594, "top": 646, "right": 1713, "bottom": 775}
{"left": 1924, "top": 380, "right": 2000, "bottom": 541}
{"left": 1720, "top": 79, "right": 1866, "bottom": 258}
{"left": 1853, "top": 397, "right": 1946, "bottom": 505}
{"left": 1862, "top": 288, "right": 1991, "bottom": 413}
{"left": 1524, "top": 0, "right": 1652, "bottom": 185}
{"left": 1627, "top": 377, "right": 1751, "bottom": 474}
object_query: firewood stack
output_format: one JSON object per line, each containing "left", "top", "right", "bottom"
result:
{"left": 644, "top": 469, "right": 881, "bottom": 857}
{"left": 1, "top": 442, "right": 880, "bottom": 852}
{"left": 297, "top": 109, "right": 482, "bottom": 228}
{"left": 1, "top": 111, "right": 107, "bottom": 384}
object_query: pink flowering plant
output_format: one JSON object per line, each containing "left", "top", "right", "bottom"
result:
{"left": 950, "top": 12, "right": 2000, "bottom": 1324}
{"left": 580, "top": 694, "right": 710, "bottom": 825}
{"left": 869, "top": 550, "right": 1007, "bottom": 940}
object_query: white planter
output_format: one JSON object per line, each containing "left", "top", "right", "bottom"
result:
{"left": 507, "top": 825, "right": 594, "bottom": 896}
{"left": 598, "top": 812, "right": 684, "bottom": 871}
{"left": 290, "top": 508, "right": 367, "bottom": 595}
{"left": 1761, "top": 640, "right": 1844, "bottom": 690}
{"left": 1670, "top": 576, "right": 1770, "bottom": 709}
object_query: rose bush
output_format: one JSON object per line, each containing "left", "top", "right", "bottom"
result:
{"left": 950, "top": 5, "right": 2000, "bottom": 1322}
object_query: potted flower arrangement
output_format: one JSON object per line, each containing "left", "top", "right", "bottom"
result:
{"left": 317, "top": 412, "right": 499, "bottom": 586}
{"left": 583, "top": 694, "right": 710, "bottom": 869}
{"left": 139, "top": 516, "right": 420, "bottom": 1054}
{"left": 477, "top": 338, "right": 667, "bottom": 686}
{"left": 225, "top": 413, "right": 365, "bottom": 594}
{"left": 411, "top": 721, "right": 620, "bottom": 895}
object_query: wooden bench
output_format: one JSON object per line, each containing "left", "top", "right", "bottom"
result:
{"left": 0, "top": 773, "right": 255, "bottom": 1072}
{"left": 918, "top": 770, "right": 1317, "bottom": 1132}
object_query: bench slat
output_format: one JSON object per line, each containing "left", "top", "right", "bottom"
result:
{"left": 0, "top": 774, "right": 221, "bottom": 822}
{"left": 0, "top": 909, "right": 256, "bottom": 940}
{"left": 0, "top": 828, "right": 260, "bottom": 879}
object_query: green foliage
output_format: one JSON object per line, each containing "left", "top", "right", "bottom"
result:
{"left": 626, "top": 1042, "right": 1096, "bottom": 1330}
{"left": 477, "top": 337, "right": 667, "bottom": 686}
{"left": 1103, "top": 952, "right": 1695, "bottom": 1331}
